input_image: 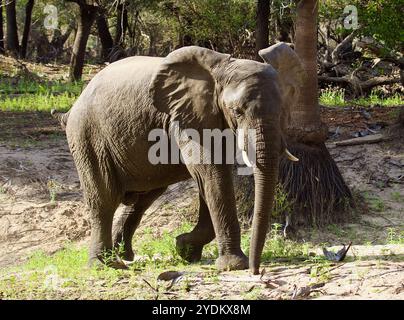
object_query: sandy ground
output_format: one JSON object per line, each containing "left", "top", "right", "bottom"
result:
{"left": 0, "top": 108, "right": 403, "bottom": 299}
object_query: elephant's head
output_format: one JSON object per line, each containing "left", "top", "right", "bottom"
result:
{"left": 150, "top": 44, "right": 304, "bottom": 274}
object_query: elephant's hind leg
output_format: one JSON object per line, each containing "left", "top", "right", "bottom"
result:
{"left": 71, "top": 142, "right": 124, "bottom": 269}
{"left": 176, "top": 194, "right": 215, "bottom": 262}
{"left": 87, "top": 199, "right": 123, "bottom": 268}
{"left": 112, "top": 188, "right": 166, "bottom": 261}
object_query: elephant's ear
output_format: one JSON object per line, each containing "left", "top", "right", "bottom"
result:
{"left": 150, "top": 46, "right": 230, "bottom": 129}
{"left": 259, "top": 42, "right": 305, "bottom": 96}
{"left": 259, "top": 43, "right": 305, "bottom": 131}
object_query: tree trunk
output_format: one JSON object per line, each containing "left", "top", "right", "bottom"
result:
{"left": 277, "top": 0, "right": 353, "bottom": 227}
{"left": 5, "top": 0, "right": 19, "bottom": 56}
{"left": 148, "top": 34, "right": 157, "bottom": 56}
{"left": 292, "top": 0, "right": 322, "bottom": 133}
{"left": 51, "top": 21, "right": 75, "bottom": 56}
{"left": 114, "top": 3, "right": 128, "bottom": 46}
{"left": 96, "top": 12, "right": 114, "bottom": 60}
{"left": 255, "top": 0, "right": 270, "bottom": 61}
{"left": 0, "top": 0, "right": 4, "bottom": 54}
{"left": 69, "top": 3, "right": 98, "bottom": 81}
{"left": 20, "top": 0, "right": 35, "bottom": 59}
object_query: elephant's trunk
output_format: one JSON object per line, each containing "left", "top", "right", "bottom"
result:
{"left": 249, "top": 123, "right": 280, "bottom": 275}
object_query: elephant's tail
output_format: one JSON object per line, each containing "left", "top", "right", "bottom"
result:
{"left": 51, "top": 109, "right": 70, "bottom": 129}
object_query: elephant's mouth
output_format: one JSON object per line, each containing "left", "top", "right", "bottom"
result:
{"left": 236, "top": 126, "right": 299, "bottom": 168}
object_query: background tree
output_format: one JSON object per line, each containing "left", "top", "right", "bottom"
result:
{"left": 96, "top": 10, "right": 114, "bottom": 60}
{"left": 0, "top": 0, "right": 4, "bottom": 54}
{"left": 114, "top": 1, "right": 128, "bottom": 47}
{"left": 20, "top": 0, "right": 35, "bottom": 59}
{"left": 5, "top": 0, "right": 19, "bottom": 56}
{"left": 278, "top": 0, "right": 352, "bottom": 226}
{"left": 67, "top": 0, "right": 99, "bottom": 81}
{"left": 255, "top": 0, "right": 270, "bottom": 61}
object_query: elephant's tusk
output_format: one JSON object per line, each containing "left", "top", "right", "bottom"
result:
{"left": 285, "top": 149, "right": 299, "bottom": 162}
{"left": 242, "top": 150, "right": 254, "bottom": 167}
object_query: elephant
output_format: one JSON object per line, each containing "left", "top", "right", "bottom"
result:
{"left": 52, "top": 43, "right": 304, "bottom": 275}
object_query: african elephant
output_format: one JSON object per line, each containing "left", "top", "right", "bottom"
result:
{"left": 52, "top": 43, "right": 304, "bottom": 274}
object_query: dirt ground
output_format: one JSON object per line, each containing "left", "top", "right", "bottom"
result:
{"left": 0, "top": 105, "right": 403, "bottom": 300}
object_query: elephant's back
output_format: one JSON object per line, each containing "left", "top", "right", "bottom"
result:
{"left": 67, "top": 55, "right": 164, "bottom": 131}
{"left": 77, "top": 56, "right": 162, "bottom": 110}
{"left": 65, "top": 56, "right": 167, "bottom": 170}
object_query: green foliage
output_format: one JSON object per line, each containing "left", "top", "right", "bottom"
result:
{"left": 47, "top": 180, "right": 60, "bottom": 203}
{"left": 386, "top": 227, "right": 404, "bottom": 245}
{"left": 320, "top": 0, "right": 403, "bottom": 52}
{"left": 309, "top": 259, "right": 333, "bottom": 283}
{"left": 358, "top": 0, "right": 404, "bottom": 52}
{"left": 320, "top": 87, "right": 346, "bottom": 107}
{"left": 273, "top": 184, "right": 292, "bottom": 218}
{"left": 156, "top": 0, "right": 256, "bottom": 56}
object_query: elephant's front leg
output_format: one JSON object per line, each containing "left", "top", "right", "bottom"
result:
{"left": 188, "top": 164, "right": 248, "bottom": 271}
{"left": 176, "top": 194, "right": 215, "bottom": 262}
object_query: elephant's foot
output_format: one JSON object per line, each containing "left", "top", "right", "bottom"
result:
{"left": 216, "top": 253, "right": 249, "bottom": 271}
{"left": 114, "top": 241, "right": 135, "bottom": 262}
{"left": 112, "top": 230, "right": 135, "bottom": 262}
{"left": 175, "top": 233, "right": 204, "bottom": 262}
{"left": 120, "top": 249, "right": 135, "bottom": 262}
{"left": 88, "top": 252, "right": 129, "bottom": 270}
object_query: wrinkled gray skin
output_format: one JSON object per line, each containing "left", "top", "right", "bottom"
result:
{"left": 54, "top": 43, "right": 304, "bottom": 274}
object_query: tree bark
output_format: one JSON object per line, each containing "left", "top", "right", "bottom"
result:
{"left": 51, "top": 21, "right": 75, "bottom": 49}
{"left": 114, "top": 3, "right": 128, "bottom": 46}
{"left": 0, "top": 0, "right": 4, "bottom": 54}
{"left": 69, "top": 2, "right": 98, "bottom": 81}
{"left": 255, "top": 0, "right": 270, "bottom": 61}
{"left": 96, "top": 12, "right": 114, "bottom": 60}
{"left": 5, "top": 0, "right": 19, "bottom": 56}
{"left": 335, "top": 134, "right": 390, "bottom": 147}
{"left": 20, "top": 0, "right": 35, "bottom": 59}
{"left": 293, "top": 0, "right": 322, "bottom": 133}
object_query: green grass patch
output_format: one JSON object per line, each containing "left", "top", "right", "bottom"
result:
{"left": 362, "top": 192, "right": 388, "bottom": 212}
{"left": 391, "top": 191, "right": 404, "bottom": 203}
{"left": 386, "top": 227, "right": 404, "bottom": 245}
{"left": 320, "top": 87, "right": 346, "bottom": 106}
{"left": 0, "top": 92, "right": 76, "bottom": 112}
{"left": 0, "top": 78, "right": 84, "bottom": 96}
{"left": 0, "top": 222, "right": 317, "bottom": 299}
{"left": 242, "top": 223, "right": 312, "bottom": 262}
{"left": 320, "top": 87, "right": 404, "bottom": 107}
{"left": 0, "top": 78, "right": 83, "bottom": 113}
{"left": 0, "top": 244, "right": 129, "bottom": 299}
